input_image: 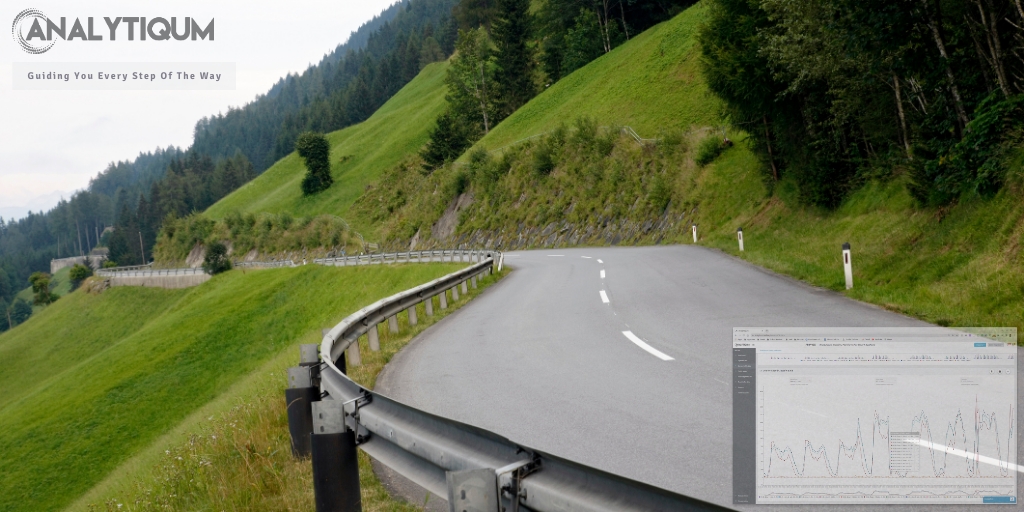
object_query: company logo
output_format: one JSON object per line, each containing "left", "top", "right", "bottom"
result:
{"left": 11, "top": 8, "right": 214, "bottom": 55}
{"left": 12, "top": 8, "right": 53, "bottom": 54}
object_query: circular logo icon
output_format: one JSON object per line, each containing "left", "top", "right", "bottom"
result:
{"left": 12, "top": 8, "right": 54, "bottom": 54}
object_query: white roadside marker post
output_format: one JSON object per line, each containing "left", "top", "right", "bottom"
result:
{"left": 692, "top": 224, "right": 698, "bottom": 243}
{"left": 843, "top": 242, "right": 853, "bottom": 290}
{"left": 737, "top": 227, "right": 744, "bottom": 252}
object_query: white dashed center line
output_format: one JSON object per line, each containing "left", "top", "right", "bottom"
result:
{"left": 599, "top": 290, "right": 610, "bottom": 303}
{"left": 597, "top": 259, "right": 603, "bottom": 263}
{"left": 548, "top": 254, "right": 564, "bottom": 257}
{"left": 581, "top": 256, "right": 592, "bottom": 259}
{"left": 622, "top": 331, "right": 674, "bottom": 361}
{"left": 600, "top": 270, "right": 605, "bottom": 279}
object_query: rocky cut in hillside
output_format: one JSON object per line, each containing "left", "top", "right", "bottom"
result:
{"left": 354, "top": 118, "right": 732, "bottom": 250}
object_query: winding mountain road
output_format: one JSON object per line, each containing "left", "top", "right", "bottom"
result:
{"left": 377, "top": 245, "right": 1023, "bottom": 511}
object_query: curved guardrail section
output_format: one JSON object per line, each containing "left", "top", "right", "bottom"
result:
{"left": 317, "top": 253, "right": 733, "bottom": 512}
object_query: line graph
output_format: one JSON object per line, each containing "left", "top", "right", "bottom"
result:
{"left": 756, "top": 373, "right": 1017, "bottom": 504}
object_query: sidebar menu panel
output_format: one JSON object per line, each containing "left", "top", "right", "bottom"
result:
{"left": 733, "top": 347, "right": 757, "bottom": 504}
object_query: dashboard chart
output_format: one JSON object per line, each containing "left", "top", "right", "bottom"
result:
{"left": 733, "top": 327, "right": 1018, "bottom": 505}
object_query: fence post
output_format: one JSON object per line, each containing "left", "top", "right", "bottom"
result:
{"left": 408, "top": 304, "right": 418, "bottom": 326}
{"left": 737, "top": 227, "right": 744, "bottom": 252}
{"left": 425, "top": 296, "right": 434, "bottom": 316}
{"left": 367, "top": 324, "right": 380, "bottom": 351}
{"left": 388, "top": 315, "right": 399, "bottom": 333}
{"left": 286, "top": 365, "right": 317, "bottom": 458}
{"left": 843, "top": 242, "right": 854, "bottom": 290}
{"left": 311, "top": 400, "right": 362, "bottom": 512}
{"left": 692, "top": 224, "right": 698, "bottom": 243}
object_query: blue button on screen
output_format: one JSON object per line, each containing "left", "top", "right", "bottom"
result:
{"left": 974, "top": 342, "right": 987, "bottom": 347}
{"left": 982, "top": 496, "right": 1015, "bottom": 503}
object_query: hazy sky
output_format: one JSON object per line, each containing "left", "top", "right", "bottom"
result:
{"left": 0, "top": 0, "right": 399, "bottom": 221}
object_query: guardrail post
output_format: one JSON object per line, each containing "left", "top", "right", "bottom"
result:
{"left": 452, "top": 284, "right": 460, "bottom": 301}
{"left": 471, "top": 275, "right": 477, "bottom": 289}
{"left": 286, "top": 365, "right": 317, "bottom": 458}
{"left": 347, "top": 337, "right": 362, "bottom": 366}
{"left": 461, "top": 280, "right": 468, "bottom": 295}
{"left": 311, "top": 400, "right": 362, "bottom": 512}
{"left": 323, "top": 328, "right": 347, "bottom": 375}
{"left": 439, "top": 290, "right": 449, "bottom": 309}
{"left": 425, "top": 296, "right": 434, "bottom": 316}
{"left": 843, "top": 242, "right": 853, "bottom": 290}
{"left": 367, "top": 324, "right": 380, "bottom": 352}
{"left": 388, "top": 315, "right": 399, "bottom": 333}
{"left": 408, "top": 304, "right": 418, "bottom": 326}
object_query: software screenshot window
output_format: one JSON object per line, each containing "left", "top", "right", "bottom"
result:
{"left": 734, "top": 327, "right": 1018, "bottom": 505}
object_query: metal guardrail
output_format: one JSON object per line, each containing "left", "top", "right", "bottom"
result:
{"left": 316, "top": 249, "right": 493, "bottom": 267}
{"left": 313, "top": 253, "right": 734, "bottom": 512}
{"left": 96, "top": 264, "right": 206, "bottom": 277}
{"left": 98, "top": 248, "right": 727, "bottom": 508}
{"left": 234, "top": 260, "right": 297, "bottom": 269}
{"left": 95, "top": 250, "right": 498, "bottom": 278}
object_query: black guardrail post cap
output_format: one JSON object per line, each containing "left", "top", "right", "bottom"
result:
{"left": 842, "top": 242, "right": 851, "bottom": 250}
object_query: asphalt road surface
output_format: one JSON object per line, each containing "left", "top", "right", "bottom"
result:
{"left": 377, "top": 245, "right": 1023, "bottom": 511}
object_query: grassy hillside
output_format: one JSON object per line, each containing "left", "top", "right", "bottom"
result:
{"left": 351, "top": 0, "right": 1024, "bottom": 334}
{"left": 468, "top": 3, "right": 719, "bottom": 154}
{"left": 14, "top": 266, "right": 72, "bottom": 312}
{"left": 72, "top": 267, "right": 507, "bottom": 512}
{"left": 0, "top": 263, "right": 462, "bottom": 512}
{"left": 205, "top": 61, "right": 450, "bottom": 234}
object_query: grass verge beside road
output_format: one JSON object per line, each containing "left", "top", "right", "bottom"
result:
{"left": 72, "top": 265, "right": 508, "bottom": 512}
{"left": 0, "top": 263, "right": 467, "bottom": 512}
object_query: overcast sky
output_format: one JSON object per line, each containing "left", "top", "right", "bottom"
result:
{"left": 0, "top": 0, "right": 399, "bottom": 221}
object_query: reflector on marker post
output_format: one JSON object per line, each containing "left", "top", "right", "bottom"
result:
{"left": 842, "top": 242, "right": 853, "bottom": 290}
{"left": 737, "top": 227, "right": 744, "bottom": 252}
{"left": 692, "top": 224, "right": 698, "bottom": 243}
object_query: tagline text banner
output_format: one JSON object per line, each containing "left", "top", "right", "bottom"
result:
{"left": 12, "top": 62, "right": 235, "bottom": 90}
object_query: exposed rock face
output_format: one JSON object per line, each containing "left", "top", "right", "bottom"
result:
{"left": 185, "top": 243, "right": 206, "bottom": 269}
{"left": 431, "top": 192, "right": 474, "bottom": 241}
{"left": 409, "top": 229, "right": 421, "bottom": 251}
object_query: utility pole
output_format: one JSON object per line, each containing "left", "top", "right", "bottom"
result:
{"left": 95, "top": 224, "right": 100, "bottom": 248}
{"left": 76, "top": 220, "right": 84, "bottom": 257}
{"left": 139, "top": 231, "right": 146, "bottom": 264}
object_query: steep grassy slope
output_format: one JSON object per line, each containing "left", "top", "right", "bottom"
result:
{"left": 205, "top": 61, "right": 450, "bottom": 234}
{"left": 14, "top": 266, "right": 72, "bottom": 312}
{"left": 351, "top": 0, "right": 1024, "bottom": 333}
{"left": 468, "top": 3, "right": 719, "bottom": 154}
{"left": 71, "top": 267, "right": 507, "bottom": 512}
{"left": 0, "top": 263, "right": 462, "bottom": 512}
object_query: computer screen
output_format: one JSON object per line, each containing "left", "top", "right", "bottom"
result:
{"left": 734, "top": 327, "right": 1018, "bottom": 505}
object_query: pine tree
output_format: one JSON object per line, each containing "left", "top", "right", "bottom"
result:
{"left": 295, "top": 132, "right": 333, "bottom": 195}
{"left": 421, "top": 110, "right": 472, "bottom": 170}
{"left": 492, "top": 0, "right": 536, "bottom": 118}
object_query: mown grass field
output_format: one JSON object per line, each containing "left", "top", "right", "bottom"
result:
{"left": 14, "top": 266, "right": 72, "bottom": 312}
{"left": 467, "top": 3, "right": 719, "bottom": 155}
{"left": 0, "top": 262, "right": 464, "bottom": 512}
{"left": 69, "top": 267, "right": 507, "bottom": 512}
{"left": 205, "top": 61, "right": 450, "bottom": 235}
